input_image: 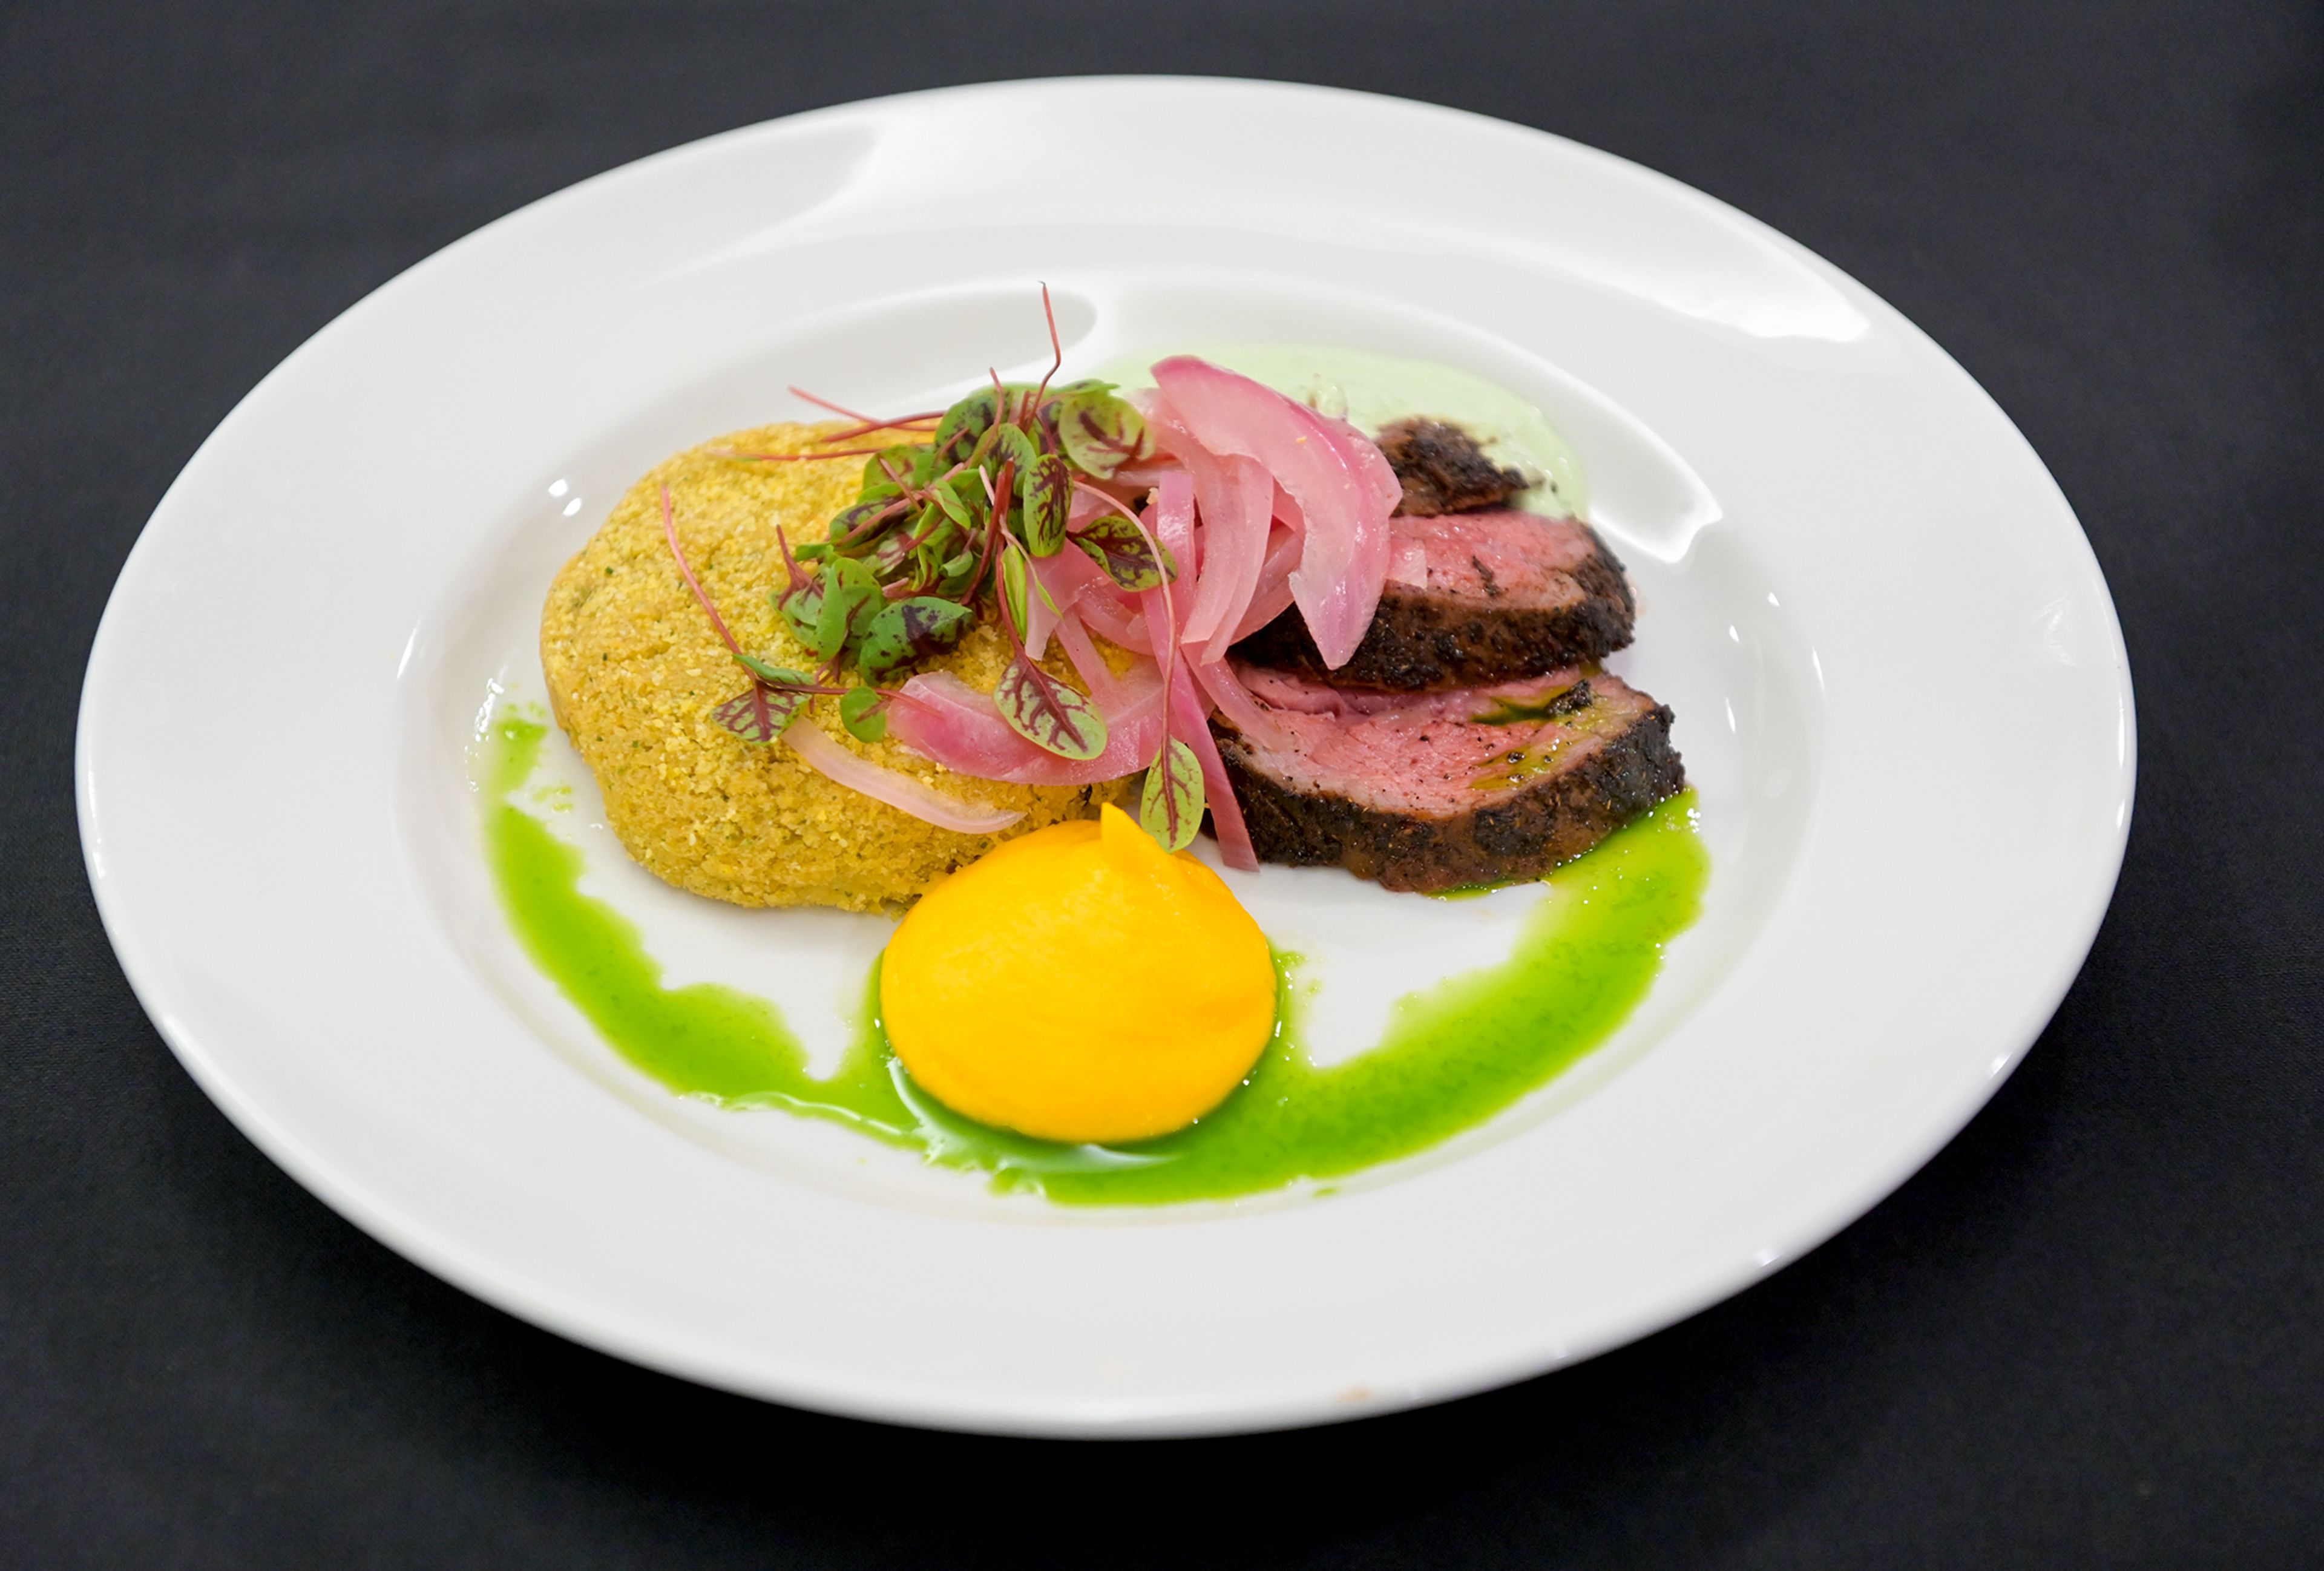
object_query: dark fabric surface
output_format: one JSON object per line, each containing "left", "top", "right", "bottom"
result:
{"left": 5, "top": 0, "right": 2320, "bottom": 1564}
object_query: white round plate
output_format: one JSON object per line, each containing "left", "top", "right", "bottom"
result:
{"left": 77, "top": 78, "right": 2133, "bottom": 1437}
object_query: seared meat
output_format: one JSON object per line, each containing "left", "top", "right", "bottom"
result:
{"left": 1213, "top": 664, "right": 1684, "bottom": 893}
{"left": 1375, "top": 418, "right": 1530, "bottom": 516}
{"left": 1231, "top": 510, "right": 1636, "bottom": 691}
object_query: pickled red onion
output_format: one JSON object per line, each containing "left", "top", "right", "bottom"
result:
{"left": 1229, "top": 514, "right": 1305, "bottom": 643}
{"left": 888, "top": 666, "right": 1166, "bottom": 787}
{"left": 1025, "top": 540, "right": 1109, "bottom": 660}
{"left": 784, "top": 720, "right": 1024, "bottom": 835}
{"left": 1149, "top": 356, "right": 1399, "bottom": 669}
{"left": 1192, "top": 656, "right": 1285, "bottom": 751}
{"left": 1170, "top": 662, "right": 1255, "bottom": 870}
{"left": 1388, "top": 536, "right": 1429, "bottom": 587}
{"left": 1072, "top": 589, "right": 1146, "bottom": 651}
{"left": 1147, "top": 395, "right": 1272, "bottom": 655}
{"left": 1049, "top": 608, "right": 1123, "bottom": 708}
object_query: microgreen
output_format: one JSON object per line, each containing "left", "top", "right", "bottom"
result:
{"left": 997, "top": 542, "right": 1032, "bottom": 638}
{"left": 1071, "top": 514, "right": 1173, "bottom": 591}
{"left": 858, "top": 597, "right": 974, "bottom": 683}
{"left": 1139, "top": 737, "right": 1206, "bottom": 851}
{"left": 1022, "top": 452, "right": 1072, "bottom": 557}
{"left": 678, "top": 287, "right": 1185, "bottom": 767}
{"left": 712, "top": 683, "right": 806, "bottom": 745}
{"left": 839, "top": 686, "right": 888, "bottom": 743}
{"left": 1056, "top": 387, "right": 1154, "bottom": 478}
{"left": 660, "top": 484, "right": 841, "bottom": 746}
{"left": 738, "top": 655, "right": 815, "bottom": 688}
{"left": 993, "top": 653, "right": 1108, "bottom": 760}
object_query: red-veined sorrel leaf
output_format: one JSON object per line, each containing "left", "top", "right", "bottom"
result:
{"left": 776, "top": 576, "right": 824, "bottom": 646}
{"left": 997, "top": 546, "right": 1031, "bottom": 638}
{"left": 712, "top": 684, "right": 805, "bottom": 746}
{"left": 992, "top": 422, "right": 1042, "bottom": 475}
{"left": 826, "top": 498, "right": 893, "bottom": 545}
{"left": 838, "top": 686, "right": 888, "bottom": 743}
{"left": 861, "top": 444, "right": 935, "bottom": 497}
{"left": 928, "top": 477, "right": 976, "bottom": 530}
{"left": 1057, "top": 389, "right": 1154, "bottom": 478}
{"left": 1022, "top": 453, "right": 1072, "bottom": 556}
{"left": 994, "top": 654, "right": 1108, "bottom": 760}
{"left": 813, "top": 558, "right": 882, "bottom": 661}
{"left": 857, "top": 597, "right": 974, "bottom": 682}
{"left": 869, "top": 532, "right": 914, "bottom": 578}
{"left": 1073, "top": 515, "right": 1175, "bottom": 591}
{"left": 1139, "top": 736, "right": 1206, "bottom": 851}
{"left": 737, "top": 655, "right": 813, "bottom": 688}
{"left": 935, "top": 387, "right": 1008, "bottom": 460}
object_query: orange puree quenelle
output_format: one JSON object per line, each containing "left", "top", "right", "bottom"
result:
{"left": 879, "top": 805, "right": 1276, "bottom": 1144}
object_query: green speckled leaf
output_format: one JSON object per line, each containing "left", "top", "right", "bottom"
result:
{"left": 777, "top": 576, "right": 824, "bottom": 646}
{"left": 857, "top": 597, "right": 974, "bottom": 683}
{"left": 994, "top": 654, "right": 1107, "bottom": 761}
{"left": 993, "top": 422, "right": 1042, "bottom": 474}
{"left": 838, "top": 686, "right": 888, "bottom": 743}
{"left": 1073, "top": 516, "right": 1174, "bottom": 591}
{"left": 737, "top": 655, "right": 812, "bottom": 688}
{"left": 1057, "top": 390, "right": 1154, "bottom": 479}
{"left": 1139, "top": 737, "right": 1205, "bottom": 851}
{"left": 1023, "top": 453, "right": 1072, "bottom": 556}
{"left": 711, "top": 684, "right": 804, "bottom": 746}
{"left": 997, "top": 547, "right": 1031, "bottom": 638}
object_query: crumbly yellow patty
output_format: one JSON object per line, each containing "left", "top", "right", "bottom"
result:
{"left": 540, "top": 422, "right": 1130, "bottom": 913}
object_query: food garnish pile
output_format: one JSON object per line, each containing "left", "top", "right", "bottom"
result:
{"left": 540, "top": 294, "right": 1686, "bottom": 1143}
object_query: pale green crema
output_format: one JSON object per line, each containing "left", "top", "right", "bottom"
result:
{"left": 1098, "top": 343, "right": 1589, "bottom": 519}
{"left": 487, "top": 352, "right": 1698, "bottom": 1204}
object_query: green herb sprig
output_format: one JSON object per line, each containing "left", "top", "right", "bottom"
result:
{"left": 687, "top": 286, "right": 1206, "bottom": 847}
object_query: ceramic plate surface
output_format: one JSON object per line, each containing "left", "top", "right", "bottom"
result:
{"left": 77, "top": 77, "right": 2133, "bottom": 1437}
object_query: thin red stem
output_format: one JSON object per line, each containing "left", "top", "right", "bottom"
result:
{"left": 817, "top": 413, "right": 942, "bottom": 444}
{"left": 788, "top": 385, "right": 904, "bottom": 427}
{"left": 714, "top": 446, "right": 894, "bottom": 463}
{"left": 1033, "top": 281, "right": 1062, "bottom": 408}
{"left": 660, "top": 485, "right": 748, "bottom": 664}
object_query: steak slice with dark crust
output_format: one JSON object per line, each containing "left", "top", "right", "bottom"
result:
{"left": 1375, "top": 418, "right": 1530, "bottom": 516}
{"left": 1232, "top": 510, "right": 1636, "bottom": 691}
{"left": 1213, "top": 665, "right": 1686, "bottom": 893}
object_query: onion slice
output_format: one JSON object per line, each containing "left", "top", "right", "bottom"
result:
{"left": 1149, "top": 355, "right": 1399, "bottom": 670}
{"left": 1169, "top": 662, "right": 1256, "bottom": 870}
{"left": 1388, "top": 535, "right": 1429, "bottom": 587}
{"left": 784, "top": 720, "right": 1023, "bottom": 835}
{"left": 1049, "top": 607, "right": 1123, "bottom": 708}
{"left": 887, "top": 667, "right": 1167, "bottom": 787}
{"left": 1229, "top": 510, "right": 1306, "bottom": 643}
{"left": 1192, "top": 657, "right": 1285, "bottom": 750}
{"left": 1147, "top": 395, "right": 1272, "bottom": 655}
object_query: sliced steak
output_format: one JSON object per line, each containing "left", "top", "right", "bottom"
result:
{"left": 1213, "top": 664, "right": 1684, "bottom": 893}
{"left": 1376, "top": 418, "right": 1529, "bottom": 516}
{"left": 1232, "top": 510, "right": 1636, "bottom": 691}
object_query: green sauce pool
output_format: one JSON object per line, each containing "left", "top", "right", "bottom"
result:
{"left": 481, "top": 710, "right": 1707, "bottom": 1205}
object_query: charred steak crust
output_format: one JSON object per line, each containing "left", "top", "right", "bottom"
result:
{"left": 1375, "top": 418, "right": 1531, "bottom": 516}
{"left": 1215, "top": 701, "right": 1685, "bottom": 893}
{"left": 1232, "top": 523, "right": 1637, "bottom": 690}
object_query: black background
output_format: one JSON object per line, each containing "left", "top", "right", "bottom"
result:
{"left": 5, "top": 1, "right": 2320, "bottom": 1565}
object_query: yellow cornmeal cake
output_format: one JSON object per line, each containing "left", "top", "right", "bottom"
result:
{"left": 541, "top": 422, "right": 1131, "bottom": 912}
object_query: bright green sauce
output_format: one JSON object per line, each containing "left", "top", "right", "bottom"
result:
{"left": 482, "top": 711, "right": 1707, "bottom": 1205}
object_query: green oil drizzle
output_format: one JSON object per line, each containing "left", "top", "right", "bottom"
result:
{"left": 482, "top": 709, "right": 1706, "bottom": 1205}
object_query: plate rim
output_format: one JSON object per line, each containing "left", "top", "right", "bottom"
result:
{"left": 76, "top": 73, "right": 2136, "bottom": 1437}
